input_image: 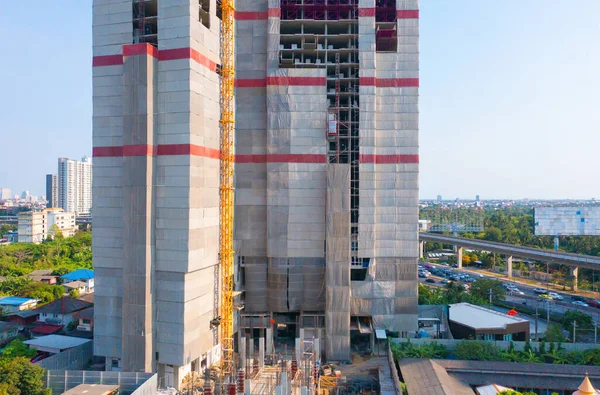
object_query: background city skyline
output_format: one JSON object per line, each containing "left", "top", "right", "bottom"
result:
{"left": 1, "top": 1, "right": 599, "bottom": 199}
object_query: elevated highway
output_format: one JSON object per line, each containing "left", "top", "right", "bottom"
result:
{"left": 419, "top": 233, "right": 600, "bottom": 291}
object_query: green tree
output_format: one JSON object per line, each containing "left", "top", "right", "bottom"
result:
{"left": 562, "top": 310, "right": 593, "bottom": 341}
{"left": 0, "top": 339, "right": 37, "bottom": 360}
{"left": 544, "top": 324, "right": 567, "bottom": 343}
{"left": 469, "top": 278, "right": 505, "bottom": 304}
{"left": 453, "top": 341, "right": 505, "bottom": 361}
{"left": 69, "top": 289, "right": 80, "bottom": 298}
{"left": 483, "top": 227, "right": 502, "bottom": 242}
{"left": 0, "top": 357, "right": 51, "bottom": 395}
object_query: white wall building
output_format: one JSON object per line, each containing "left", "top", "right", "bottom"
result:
{"left": 58, "top": 157, "right": 92, "bottom": 215}
{"left": 17, "top": 208, "right": 77, "bottom": 244}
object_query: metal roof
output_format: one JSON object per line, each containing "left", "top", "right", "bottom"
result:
{"left": 24, "top": 334, "right": 90, "bottom": 351}
{"left": 61, "top": 269, "right": 94, "bottom": 281}
{"left": 0, "top": 296, "right": 36, "bottom": 306}
{"left": 449, "top": 303, "right": 528, "bottom": 330}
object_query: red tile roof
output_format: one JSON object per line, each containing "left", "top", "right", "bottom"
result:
{"left": 31, "top": 324, "right": 64, "bottom": 334}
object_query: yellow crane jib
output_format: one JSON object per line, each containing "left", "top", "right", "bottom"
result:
{"left": 219, "top": 0, "right": 236, "bottom": 384}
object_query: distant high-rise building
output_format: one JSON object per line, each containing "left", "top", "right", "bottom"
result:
{"left": 437, "top": 195, "right": 442, "bottom": 202}
{"left": 58, "top": 157, "right": 92, "bottom": 215}
{"left": 18, "top": 208, "right": 77, "bottom": 244}
{"left": 46, "top": 174, "right": 59, "bottom": 208}
{"left": 21, "top": 190, "right": 30, "bottom": 199}
{"left": 0, "top": 188, "right": 11, "bottom": 200}
{"left": 476, "top": 195, "right": 480, "bottom": 202}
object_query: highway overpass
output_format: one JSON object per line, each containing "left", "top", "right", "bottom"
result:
{"left": 419, "top": 233, "right": 600, "bottom": 291}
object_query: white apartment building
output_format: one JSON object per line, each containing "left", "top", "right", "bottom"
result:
{"left": 18, "top": 208, "right": 77, "bottom": 244}
{"left": 58, "top": 157, "right": 92, "bottom": 215}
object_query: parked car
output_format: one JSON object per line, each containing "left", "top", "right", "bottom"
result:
{"left": 548, "top": 292, "right": 564, "bottom": 300}
{"left": 466, "top": 278, "right": 476, "bottom": 283}
{"left": 424, "top": 264, "right": 434, "bottom": 269}
{"left": 425, "top": 278, "right": 436, "bottom": 284}
{"left": 573, "top": 300, "right": 589, "bottom": 307}
{"left": 441, "top": 279, "right": 449, "bottom": 284}
{"left": 441, "top": 262, "right": 449, "bottom": 266}
{"left": 477, "top": 274, "right": 485, "bottom": 278}
{"left": 587, "top": 300, "right": 600, "bottom": 308}
{"left": 451, "top": 264, "right": 458, "bottom": 268}
{"left": 534, "top": 288, "right": 547, "bottom": 294}
{"left": 418, "top": 272, "right": 427, "bottom": 278}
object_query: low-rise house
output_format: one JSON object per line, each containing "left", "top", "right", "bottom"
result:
{"left": 0, "top": 296, "right": 38, "bottom": 313}
{"left": 64, "top": 281, "right": 87, "bottom": 295}
{"left": 24, "top": 334, "right": 90, "bottom": 355}
{"left": 60, "top": 269, "right": 94, "bottom": 293}
{"left": 7, "top": 310, "right": 39, "bottom": 328}
{"left": 0, "top": 321, "right": 19, "bottom": 345}
{"left": 28, "top": 270, "right": 58, "bottom": 285}
{"left": 34, "top": 296, "right": 92, "bottom": 326}
{"left": 75, "top": 307, "right": 94, "bottom": 332}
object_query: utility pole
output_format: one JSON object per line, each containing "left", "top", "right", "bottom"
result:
{"left": 534, "top": 302, "right": 539, "bottom": 341}
{"left": 547, "top": 300, "right": 551, "bottom": 323}
{"left": 573, "top": 321, "right": 577, "bottom": 343}
{"left": 489, "top": 289, "right": 493, "bottom": 305}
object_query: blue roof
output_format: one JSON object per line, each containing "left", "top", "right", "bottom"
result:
{"left": 0, "top": 296, "right": 36, "bottom": 306}
{"left": 60, "top": 269, "right": 94, "bottom": 281}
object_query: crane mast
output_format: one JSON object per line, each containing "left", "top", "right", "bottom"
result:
{"left": 219, "top": 0, "right": 236, "bottom": 383}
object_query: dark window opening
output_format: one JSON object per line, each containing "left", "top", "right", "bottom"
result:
{"left": 351, "top": 268, "right": 367, "bottom": 281}
{"left": 200, "top": 0, "right": 210, "bottom": 29}
{"left": 216, "top": 0, "right": 222, "bottom": 20}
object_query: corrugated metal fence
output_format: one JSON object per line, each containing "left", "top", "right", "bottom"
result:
{"left": 36, "top": 341, "right": 94, "bottom": 370}
{"left": 45, "top": 370, "right": 157, "bottom": 395}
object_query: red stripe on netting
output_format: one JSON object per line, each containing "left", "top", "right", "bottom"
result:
{"left": 266, "top": 77, "right": 326, "bottom": 86}
{"left": 359, "top": 154, "right": 419, "bottom": 164}
{"left": 235, "top": 78, "right": 267, "bottom": 88}
{"left": 92, "top": 55, "right": 123, "bottom": 67}
{"left": 397, "top": 10, "right": 419, "bottom": 19}
{"left": 123, "top": 43, "right": 158, "bottom": 58}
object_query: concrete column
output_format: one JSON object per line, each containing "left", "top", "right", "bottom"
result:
{"left": 507, "top": 256, "right": 513, "bottom": 279}
{"left": 248, "top": 336, "right": 254, "bottom": 367}
{"left": 419, "top": 241, "right": 425, "bottom": 259}
{"left": 245, "top": 380, "right": 251, "bottom": 395}
{"left": 258, "top": 337, "right": 265, "bottom": 368}
{"left": 314, "top": 338, "right": 320, "bottom": 362}
{"left": 571, "top": 266, "right": 579, "bottom": 291}
{"left": 457, "top": 247, "right": 463, "bottom": 269}
{"left": 240, "top": 336, "right": 247, "bottom": 370}
{"left": 295, "top": 338, "right": 301, "bottom": 363}
{"left": 266, "top": 327, "right": 273, "bottom": 354}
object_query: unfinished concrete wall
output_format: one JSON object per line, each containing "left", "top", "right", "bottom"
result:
{"left": 325, "top": 164, "right": 351, "bottom": 361}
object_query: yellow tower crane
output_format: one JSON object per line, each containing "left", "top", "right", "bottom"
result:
{"left": 219, "top": 0, "right": 236, "bottom": 383}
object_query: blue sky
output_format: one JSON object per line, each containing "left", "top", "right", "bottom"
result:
{"left": 1, "top": 1, "right": 599, "bottom": 199}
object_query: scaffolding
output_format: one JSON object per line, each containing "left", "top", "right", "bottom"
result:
{"left": 279, "top": 0, "right": 360, "bottom": 242}
{"left": 132, "top": 0, "right": 158, "bottom": 46}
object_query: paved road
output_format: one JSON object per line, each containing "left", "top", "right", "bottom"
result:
{"left": 419, "top": 262, "right": 600, "bottom": 322}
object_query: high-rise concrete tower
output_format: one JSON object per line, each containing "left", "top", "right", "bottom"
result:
{"left": 92, "top": 0, "right": 221, "bottom": 386}
{"left": 92, "top": 0, "right": 418, "bottom": 387}
{"left": 46, "top": 174, "right": 59, "bottom": 208}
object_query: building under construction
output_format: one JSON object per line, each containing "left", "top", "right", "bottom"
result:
{"left": 92, "top": 0, "right": 418, "bottom": 390}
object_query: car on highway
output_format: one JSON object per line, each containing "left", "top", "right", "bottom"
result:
{"left": 538, "top": 294, "right": 553, "bottom": 300}
{"left": 548, "top": 292, "right": 564, "bottom": 300}
{"left": 508, "top": 288, "right": 525, "bottom": 296}
{"left": 425, "top": 278, "right": 436, "bottom": 284}
{"left": 440, "top": 279, "right": 449, "bottom": 284}
{"left": 572, "top": 300, "right": 589, "bottom": 307}
{"left": 572, "top": 295, "right": 586, "bottom": 302}
{"left": 477, "top": 274, "right": 485, "bottom": 278}
{"left": 534, "top": 288, "right": 548, "bottom": 294}
{"left": 440, "top": 262, "right": 449, "bottom": 266}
